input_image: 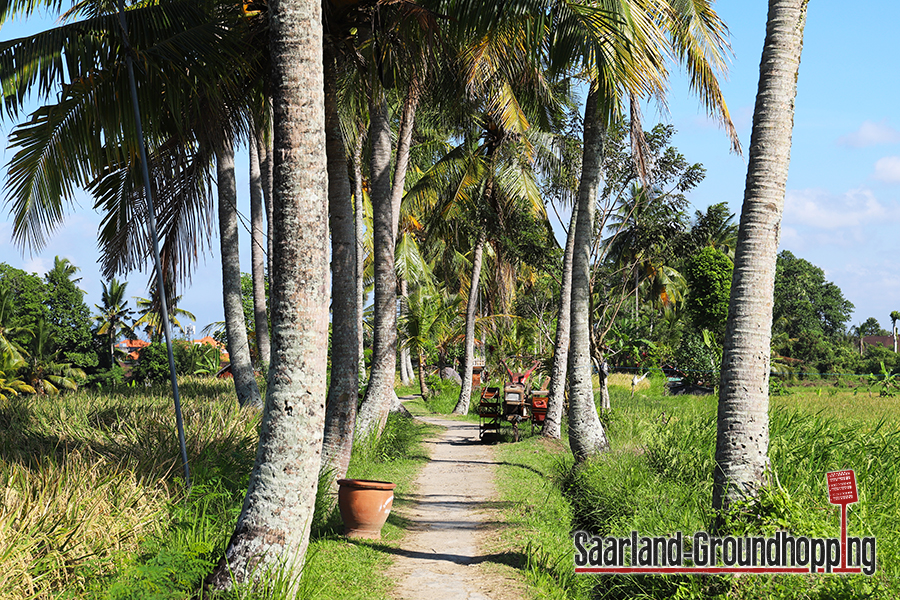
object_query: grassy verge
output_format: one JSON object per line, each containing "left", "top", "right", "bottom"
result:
{"left": 492, "top": 375, "right": 900, "bottom": 600}
{"left": 298, "top": 412, "right": 438, "bottom": 600}
{"left": 0, "top": 378, "right": 436, "bottom": 600}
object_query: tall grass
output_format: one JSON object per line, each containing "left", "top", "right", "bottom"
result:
{"left": 0, "top": 379, "right": 258, "bottom": 599}
{"left": 494, "top": 375, "right": 900, "bottom": 600}
{"left": 0, "top": 379, "right": 433, "bottom": 599}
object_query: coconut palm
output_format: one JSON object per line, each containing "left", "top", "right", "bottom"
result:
{"left": 248, "top": 135, "right": 271, "bottom": 366}
{"left": 206, "top": 0, "right": 329, "bottom": 589}
{"left": 134, "top": 292, "right": 196, "bottom": 341}
{"left": 94, "top": 278, "right": 137, "bottom": 366}
{"left": 691, "top": 202, "right": 738, "bottom": 259}
{"left": 321, "top": 43, "right": 360, "bottom": 486}
{"left": 400, "top": 282, "right": 462, "bottom": 397}
{"left": 215, "top": 136, "right": 263, "bottom": 408}
{"left": 549, "top": 0, "right": 741, "bottom": 457}
{"left": 713, "top": 0, "right": 808, "bottom": 519}
{"left": 0, "top": 286, "right": 29, "bottom": 366}
{"left": 890, "top": 310, "right": 900, "bottom": 353}
{"left": 0, "top": 348, "right": 35, "bottom": 399}
{"left": 0, "top": 0, "right": 258, "bottom": 275}
{"left": 355, "top": 1, "right": 444, "bottom": 440}
{"left": 21, "top": 319, "right": 86, "bottom": 395}
{"left": 0, "top": 0, "right": 268, "bottom": 411}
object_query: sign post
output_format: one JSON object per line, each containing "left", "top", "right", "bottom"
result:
{"left": 826, "top": 469, "right": 858, "bottom": 570}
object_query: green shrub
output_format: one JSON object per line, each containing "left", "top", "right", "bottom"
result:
{"left": 88, "top": 365, "right": 125, "bottom": 388}
{"left": 674, "top": 330, "right": 719, "bottom": 387}
{"left": 130, "top": 343, "right": 171, "bottom": 384}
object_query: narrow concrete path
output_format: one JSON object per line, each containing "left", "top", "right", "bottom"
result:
{"left": 387, "top": 415, "right": 524, "bottom": 600}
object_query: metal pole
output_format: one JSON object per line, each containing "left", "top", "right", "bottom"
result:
{"left": 117, "top": 1, "right": 191, "bottom": 487}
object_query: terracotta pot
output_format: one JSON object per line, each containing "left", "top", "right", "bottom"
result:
{"left": 337, "top": 479, "right": 396, "bottom": 539}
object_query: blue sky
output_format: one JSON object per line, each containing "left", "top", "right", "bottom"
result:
{"left": 1, "top": 2, "right": 899, "bottom": 334}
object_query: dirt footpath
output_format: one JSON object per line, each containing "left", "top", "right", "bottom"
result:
{"left": 387, "top": 415, "right": 524, "bottom": 600}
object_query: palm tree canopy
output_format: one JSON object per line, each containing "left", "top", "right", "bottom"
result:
{"left": 1, "top": 0, "right": 265, "bottom": 290}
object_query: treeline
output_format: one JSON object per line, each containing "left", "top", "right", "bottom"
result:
{"left": 0, "top": 259, "right": 229, "bottom": 395}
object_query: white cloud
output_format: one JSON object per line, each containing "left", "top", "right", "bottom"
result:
{"left": 873, "top": 156, "right": 900, "bottom": 183}
{"left": 783, "top": 187, "right": 896, "bottom": 229}
{"left": 837, "top": 119, "right": 900, "bottom": 148}
{"left": 22, "top": 257, "right": 50, "bottom": 275}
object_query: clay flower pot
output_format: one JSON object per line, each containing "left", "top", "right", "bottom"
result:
{"left": 337, "top": 479, "right": 396, "bottom": 539}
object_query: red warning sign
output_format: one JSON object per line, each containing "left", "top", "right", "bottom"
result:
{"left": 826, "top": 470, "right": 858, "bottom": 505}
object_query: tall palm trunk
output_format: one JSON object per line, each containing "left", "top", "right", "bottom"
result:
{"left": 393, "top": 84, "right": 420, "bottom": 391}
{"left": 390, "top": 76, "right": 421, "bottom": 237}
{"left": 567, "top": 88, "right": 609, "bottom": 461}
{"left": 353, "top": 131, "right": 367, "bottom": 383}
{"left": 206, "top": 0, "right": 327, "bottom": 586}
{"left": 357, "top": 78, "right": 421, "bottom": 438}
{"left": 356, "top": 90, "right": 396, "bottom": 439}
{"left": 257, "top": 103, "right": 275, "bottom": 280}
{"left": 215, "top": 137, "right": 262, "bottom": 409}
{"left": 453, "top": 230, "right": 486, "bottom": 415}
{"left": 322, "top": 49, "right": 359, "bottom": 484}
{"left": 249, "top": 136, "right": 271, "bottom": 366}
{"left": 399, "top": 277, "right": 412, "bottom": 386}
{"left": 416, "top": 350, "right": 430, "bottom": 396}
{"left": 713, "top": 0, "right": 807, "bottom": 517}
{"left": 544, "top": 203, "right": 578, "bottom": 439}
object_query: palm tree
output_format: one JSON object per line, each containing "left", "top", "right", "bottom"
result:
{"left": 713, "top": 0, "right": 808, "bottom": 520}
{"left": 215, "top": 136, "right": 263, "bottom": 408}
{"left": 206, "top": 0, "right": 329, "bottom": 590}
{"left": 890, "top": 311, "right": 899, "bottom": 353}
{"left": 691, "top": 202, "right": 738, "bottom": 259}
{"left": 248, "top": 135, "right": 272, "bottom": 366}
{"left": 134, "top": 293, "right": 196, "bottom": 341}
{"left": 47, "top": 256, "right": 84, "bottom": 290}
{"left": 567, "top": 87, "right": 612, "bottom": 458}
{"left": 321, "top": 43, "right": 360, "bottom": 486}
{"left": 0, "top": 0, "right": 258, "bottom": 276}
{"left": 0, "top": 349, "right": 35, "bottom": 399}
{"left": 0, "top": 1, "right": 268, "bottom": 417}
{"left": 556, "top": 0, "right": 740, "bottom": 459}
{"left": 355, "top": 2, "right": 442, "bottom": 440}
{"left": 400, "top": 283, "right": 461, "bottom": 397}
{"left": 21, "top": 319, "right": 86, "bottom": 395}
{"left": 94, "top": 278, "right": 136, "bottom": 367}
{"left": 0, "top": 286, "right": 29, "bottom": 367}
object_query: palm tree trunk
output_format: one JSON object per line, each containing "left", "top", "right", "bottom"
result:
{"left": 713, "top": 0, "right": 807, "bottom": 518}
{"left": 322, "top": 48, "right": 359, "bottom": 485}
{"left": 257, "top": 103, "right": 275, "bottom": 280}
{"left": 544, "top": 203, "right": 578, "bottom": 439}
{"left": 399, "top": 277, "right": 412, "bottom": 386}
{"left": 393, "top": 84, "right": 420, "bottom": 390}
{"left": 453, "top": 230, "right": 486, "bottom": 415}
{"left": 568, "top": 88, "right": 609, "bottom": 461}
{"left": 356, "top": 89, "right": 397, "bottom": 440}
{"left": 249, "top": 134, "right": 271, "bottom": 366}
{"left": 390, "top": 76, "right": 421, "bottom": 238}
{"left": 417, "top": 350, "right": 430, "bottom": 396}
{"left": 214, "top": 137, "right": 262, "bottom": 409}
{"left": 206, "top": 0, "right": 327, "bottom": 586}
{"left": 353, "top": 130, "right": 367, "bottom": 384}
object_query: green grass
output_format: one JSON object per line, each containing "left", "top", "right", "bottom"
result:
{"left": 0, "top": 377, "right": 436, "bottom": 600}
{"left": 489, "top": 375, "right": 900, "bottom": 600}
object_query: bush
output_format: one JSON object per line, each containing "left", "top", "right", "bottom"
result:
{"left": 859, "top": 344, "right": 900, "bottom": 376}
{"left": 88, "top": 364, "right": 125, "bottom": 388}
{"left": 684, "top": 247, "right": 732, "bottom": 338}
{"left": 674, "top": 329, "right": 720, "bottom": 386}
{"left": 131, "top": 343, "right": 171, "bottom": 384}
